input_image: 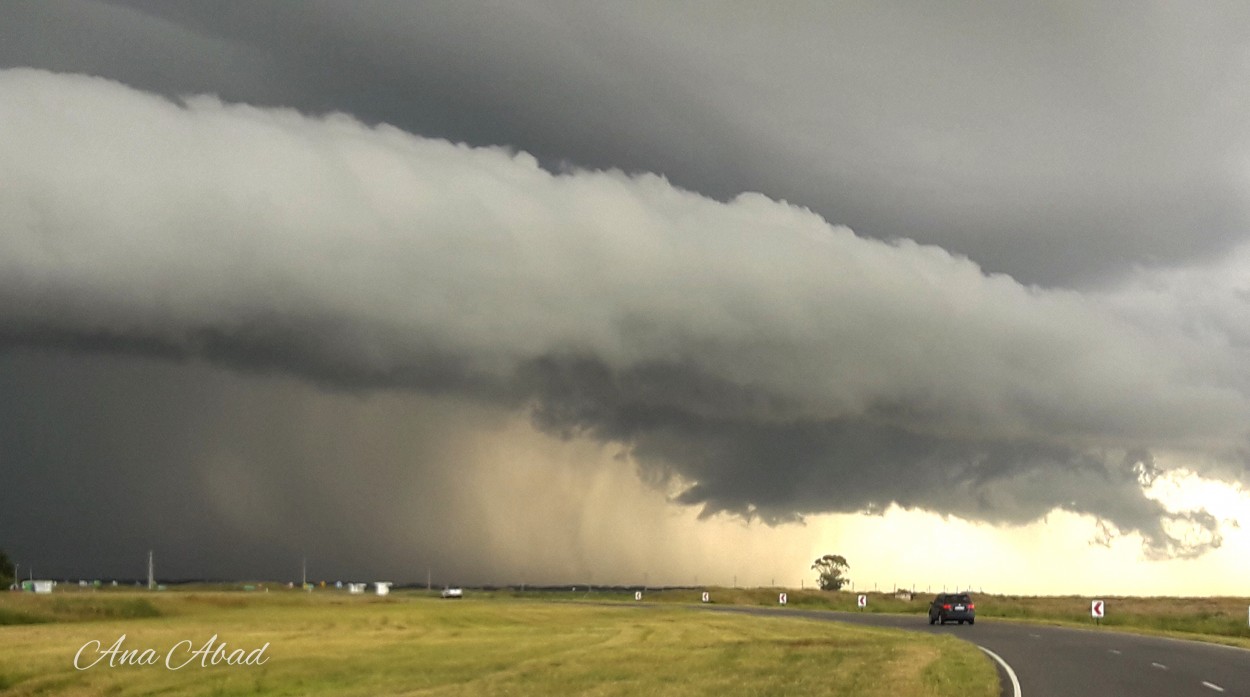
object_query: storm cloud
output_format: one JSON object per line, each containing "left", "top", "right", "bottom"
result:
{"left": 6, "top": 1, "right": 1250, "bottom": 287}
{"left": 3, "top": 68, "right": 1248, "bottom": 570}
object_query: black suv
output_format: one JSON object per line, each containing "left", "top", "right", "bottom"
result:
{"left": 928, "top": 593, "right": 975, "bottom": 625}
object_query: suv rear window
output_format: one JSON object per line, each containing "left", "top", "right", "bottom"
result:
{"left": 950, "top": 594, "right": 971, "bottom": 603}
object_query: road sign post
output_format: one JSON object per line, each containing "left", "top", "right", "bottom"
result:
{"left": 1091, "top": 599, "right": 1104, "bottom": 625}
{"left": 779, "top": 592, "right": 787, "bottom": 605}
{"left": 701, "top": 591, "right": 710, "bottom": 603}
{"left": 857, "top": 594, "right": 867, "bottom": 610}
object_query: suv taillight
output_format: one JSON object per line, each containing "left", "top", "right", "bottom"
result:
{"left": 968, "top": 603, "right": 975, "bottom": 610}
{"left": 942, "top": 604, "right": 951, "bottom": 610}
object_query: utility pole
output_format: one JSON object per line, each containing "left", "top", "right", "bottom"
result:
{"left": 302, "top": 558, "right": 307, "bottom": 587}
{"left": 147, "top": 551, "right": 154, "bottom": 590}
{"left": 427, "top": 568, "right": 431, "bottom": 592}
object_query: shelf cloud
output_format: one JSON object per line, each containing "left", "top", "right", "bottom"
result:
{"left": 4, "top": 68, "right": 1248, "bottom": 571}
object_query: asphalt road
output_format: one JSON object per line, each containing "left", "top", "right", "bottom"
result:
{"left": 707, "top": 605, "right": 1250, "bottom": 697}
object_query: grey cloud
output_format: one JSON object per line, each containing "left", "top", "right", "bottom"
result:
{"left": 2, "top": 68, "right": 1247, "bottom": 566}
{"left": 5, "top": 68, "right": 1245, "bottom": 440}
{"left": 522, "top": 355, "right": 1223, "bottom": 558}
{"left": 5, "top": 1, "right": 1250, "bottom": 286}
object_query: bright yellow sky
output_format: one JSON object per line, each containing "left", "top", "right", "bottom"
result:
{"left": 805, "top": 477, "right": 1250, "bottom": 596}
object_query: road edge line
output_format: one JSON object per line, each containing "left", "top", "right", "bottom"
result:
{"left": 978, "top": 645, "right": 1022, "bottom": 697}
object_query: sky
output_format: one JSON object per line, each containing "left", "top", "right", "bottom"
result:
{"left": 2, "top": 1, "right": 1250, "bottom": 594}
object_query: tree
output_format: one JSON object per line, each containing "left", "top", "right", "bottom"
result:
{"left": 0, "top": 548, "right": 12, "bottom": 589}
{"left": 811, "top": 554, "right": 850, "bottom": 591}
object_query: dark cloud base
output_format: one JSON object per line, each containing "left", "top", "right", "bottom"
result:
{"left": 522, "top": 353, "right": 1221, "bottom": 558}
{"left": 4, "top": 322, "right": 1215, "bottom": 573}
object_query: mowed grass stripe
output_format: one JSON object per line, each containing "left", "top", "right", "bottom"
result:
{"left": 0, "top": 593, "right": 997, "bottom": 696}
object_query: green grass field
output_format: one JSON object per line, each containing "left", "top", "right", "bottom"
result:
{"left": 0, "top": 590, "right": 996, "bottom": 696}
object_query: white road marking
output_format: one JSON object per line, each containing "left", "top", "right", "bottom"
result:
{"left": 1202, "top": 681, "right": 1225, "bottom": 692}
{"left": 1108, "top": 649, "right": 1121, "bottom": 655}
{"left": 1028, "top": 633, "right": 1041, "bottom": 638}
{"left": 1151, "top": 662, "right": 1168, "bottom": 670}
{"left": 978, "top": 646, "right": 1022, "bottom": 697}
